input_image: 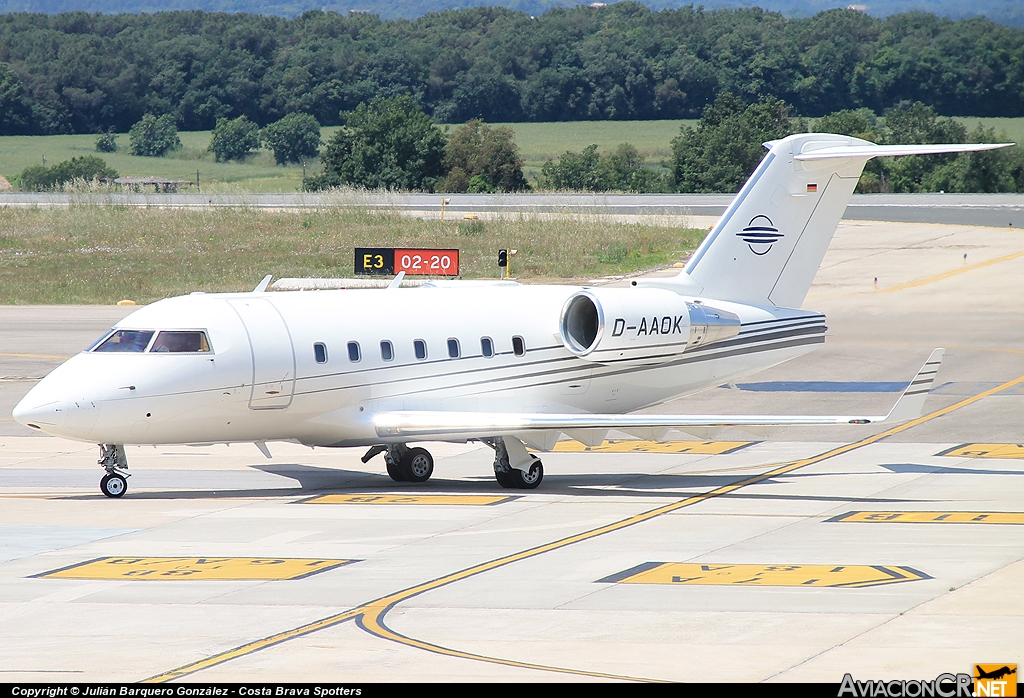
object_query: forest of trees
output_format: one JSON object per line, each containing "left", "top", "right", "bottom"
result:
{"left": 2, "top": 2, "right": 1022, "bottom": 26}
{"left": 2, "top": 4, "right": 1024, "bottom": 135}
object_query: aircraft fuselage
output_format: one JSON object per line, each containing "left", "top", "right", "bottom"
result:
{"left": 15, "top": 285, "right": 825, "bottom": 448}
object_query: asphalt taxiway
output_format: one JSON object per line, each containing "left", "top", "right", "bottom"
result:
{"left": 2, "top": 218, "right": 1023, "bottom": 682}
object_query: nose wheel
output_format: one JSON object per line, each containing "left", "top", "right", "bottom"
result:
{"left": 98, "top": 444, "right": 129, "bottom": 498}
{"left": 100, "top": 473, "right": 128, "bottom": 498}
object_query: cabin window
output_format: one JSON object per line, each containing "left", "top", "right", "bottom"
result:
{"left": 481, "top": 337, "right": 494, "bottom": 358}
{"left": 314, "top": 343, "right": 328, "bottom": 364}
{"left": 447, "top": 338, "right": 460, "bottom": 359}
{"left": 347, "top": 341, "right": 361, "bottom": 362}
{"left": 512, "top": 335, "right": 526, "bottom": 356}
{"left": 380, "top": 340, "right": 394, "bottom": 362}
{"left": 414, "top": 339, "right": 427, "bottom": 360}
{"left": 151, "top": 331, "right": 211, "bottom": 353}
{"left": 93, "top": 330, "right": 154, "bottom": 353}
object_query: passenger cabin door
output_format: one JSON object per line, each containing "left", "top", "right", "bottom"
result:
{"left": 228, "top": 298, "right": 296, "bottom": 409}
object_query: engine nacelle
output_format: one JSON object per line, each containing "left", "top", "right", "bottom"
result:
{"left": 559, "top": 288, "right": 741, "bottom": 365}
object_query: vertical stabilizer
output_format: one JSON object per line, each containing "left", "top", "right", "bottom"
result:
{"left": 652, "top": 134, "right": 1011, "bottom": 309}
{"left": 682, "top": 133, "right": 870, "bottom": 308}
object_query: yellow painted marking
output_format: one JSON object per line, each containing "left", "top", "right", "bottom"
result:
{"left": 875, "top": 251, "right": 1024, "bottom": 294}
{"left": 0, "top": 352, "right": 72, "bottom": 360}
{"left": 146, "top": 371, "right": 1024, "bottom": 683}
{"left": 939, "top": 443, "right": 1024, "bottom": 459}
{"left": 613, "top": 563, "right": 929, "bottom": 588}
{"left": 832, "top": 511, "right": 1024, "bottom": 525}
{"left": 551, "top": 440, "right": 752, "bottom": 454}
{"left": 39, "top": 557, "right": 352, "bottom": 581}
{"left": 303, "top": 494, "right": 515, "bottom": 506}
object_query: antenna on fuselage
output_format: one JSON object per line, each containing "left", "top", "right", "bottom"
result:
{"left": 387, "top": 271, "right": 406, "bottom": 289}
{"left": 253, "top": 275, "right": 273, "bottom": 293}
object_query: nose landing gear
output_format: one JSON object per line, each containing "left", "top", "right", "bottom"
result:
{"left": 98, "top": 444, "right": 129, "bottom": 498}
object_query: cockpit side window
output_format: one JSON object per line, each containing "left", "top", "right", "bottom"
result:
{"left": 150, "top": 331, "right": 211, "bottom": 353}
{"left": 93, "top": 330, "right": 154, "bottom": 353}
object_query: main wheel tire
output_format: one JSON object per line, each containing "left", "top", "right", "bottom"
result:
{"left": 494, "top": 469, "right": 515, "bottom": 488}
{"left": 400, "top": 447, "right": 433, "bottom": 483}
{"left": 385, "top": 457, "right": 406, "bottom": 482}
{"left": 507, "top": 460, "right": 543, "bottom": 489}
{"left": 100, "top": 473, "right": 127, "bottom": 498}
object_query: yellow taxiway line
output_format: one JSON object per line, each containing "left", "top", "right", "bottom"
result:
{"left": 0, "top": 352, "right": 72, "bottom": 360}
{"left": 145, "top": 371, "right": 1024, "bottom": 683}
{"left": 875, "top": 250, "right": 1024, "bottom": 294}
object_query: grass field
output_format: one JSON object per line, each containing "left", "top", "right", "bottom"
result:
{"left": 0, "top": 130, "right": 310, "bottom": 192}
{"left": 0, "top": 121, "right": 695, "bottom": 193}
{"left": 0, "top": 204, "right": 705, "bottom": 304}
{"left": 2, "top": 117, "right": 1020, "bottom": 194}
{"left": 953, "top": 117, "right": 1024, "bottom": 145}
{"left": 491, "top": 119, "right": 695, "bottom": 180}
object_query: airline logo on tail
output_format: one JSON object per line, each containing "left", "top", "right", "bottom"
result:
{"left": 736, "top": 215, "right": 784, "bottom": 256}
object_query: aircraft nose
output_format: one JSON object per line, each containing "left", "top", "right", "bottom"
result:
{"left": 12, "top": 393, "right": 66, "bottom": 431}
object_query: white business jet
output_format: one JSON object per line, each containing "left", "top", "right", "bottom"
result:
{"left": 13, "top": 133, "right": 1010, "bottom": 497}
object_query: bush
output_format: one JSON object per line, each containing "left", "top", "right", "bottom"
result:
{"left": 305, "top": 95, "right": 445, "bottom": 191}
{"left": 437, "top": 120, "right": 529, "bottom": 193}
{"left": 540, "top": 144, "right": 606, "bottom": 191}
{"left": 95, "top": 132, "right": 118, "bottom": 153}
{"left": 671, "top": 93, "right": 806, "bottom": 193}
{"left": 209, "top": 116, "right": 261, "bottom": 162}
{"left": 539, "top": 142, "right": 668, "bottom": 192}
{"left": 128, "top": 113, "right": 181, "bottom": 157}
{"left": 19, "top": 156, "right": 118, "bottom": 191}
{"left": 261, "top": 113, "right": 321, "bottom": 165}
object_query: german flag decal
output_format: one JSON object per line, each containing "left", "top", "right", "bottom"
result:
{"left": 807, "top": 183, "right": 818, "bottom": 192}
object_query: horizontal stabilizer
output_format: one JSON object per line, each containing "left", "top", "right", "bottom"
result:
{"left": 373, "top": 351, "right": 944, "bottom": 442}
{"left": 883, "top": 348, "right": 944, "bottom": 423}
{"left": 793, "top": 142, "right": 1012, "bottom": 161}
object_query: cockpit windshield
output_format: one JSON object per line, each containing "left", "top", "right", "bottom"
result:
{"left": 151, "top": 331, "right": 210, "bottom": 353}
{"left": 92, "top": 330, "right": 154, "bottom": 353}
{"left": 90, "top": 329, "right": 211, "bottom": 353}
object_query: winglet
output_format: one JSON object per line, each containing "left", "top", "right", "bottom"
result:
{"left": 253, "top": 274, "right": 273, "bottom": 293}
{"left": 387, "top": 271, "right": 406, "bottom": 289}
{"left": 881, "top": 349, "right": 945, "bottom": 423}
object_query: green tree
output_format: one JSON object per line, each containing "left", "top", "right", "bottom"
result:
{"left": 600, "top": 143, "right": 669, "bottom": 193}
{"left": 539, "top": 144, "right": 605, "bottom": 191}
{"left": 437, "top": 120, "right": 529, "bottom": 193}
{"left": 0, "top": 62, "right": 33, "bottom": 136}
{"left": 873, "top": 102, "right": 964, "bottom": 193}
{"left": 671, "top": 93, "right": 805, "bottom": 193}
{"left": 814, "top": 108, "right": 883, "bottom": 142}
{"left": 19, "top": 156, "right": 118, "bottom": 191}
{"left": 208, "top": 116, "right": 261, "bottom": 162}
{"left": 261, "top": 113, "right": 322, "bottom": 165}
{"left": 128, "top": 114, "right": 181, "bottom": 157}
{"left": 305, "top": 95, "right": 446, "bottom": 191}
{"left": 539, "top": 142, "right": 668, "bottom": 192}
{"left": 95, "top": 131, "right": 118, "bottom": 153}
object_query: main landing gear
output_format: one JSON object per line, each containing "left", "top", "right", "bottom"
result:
{"left": 362, "top": 437, "right": 543, "bottom": 489}
{"left": 363, "top": 444, "right": 435, "bottom": 483}
{"left": 98, "top": 444, "right": 129, "bottom": 498}
{"left": 487, "top": 437, "right": 543, "bottom": 490}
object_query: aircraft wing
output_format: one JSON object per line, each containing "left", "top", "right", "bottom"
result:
{"left": 374, "top": 350, "right": 944, "bottom": 440}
